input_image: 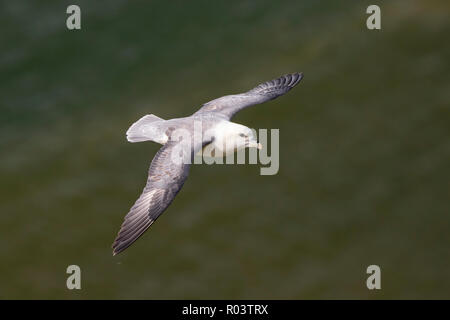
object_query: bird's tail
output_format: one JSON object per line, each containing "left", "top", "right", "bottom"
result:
{"left": 126, "top": 114, "right": 168, "bottom": 144}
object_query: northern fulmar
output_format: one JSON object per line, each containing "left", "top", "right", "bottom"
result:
{"left": 112, "top": 72, "right": 303, "bottom": 255}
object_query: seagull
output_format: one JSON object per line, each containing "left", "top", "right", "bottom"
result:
{"left": 112, "top": 72, "right": 303, "bottom": 255}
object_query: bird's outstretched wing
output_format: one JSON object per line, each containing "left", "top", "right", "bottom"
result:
{"left": 194, "top": 72, "right": 303, "bottom": 120}
{"left": 112, "top": 139, "right": 204, "bottom": 255}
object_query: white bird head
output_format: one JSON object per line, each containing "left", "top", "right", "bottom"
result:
{"left": 216, "top": 122, "right": 262, "bottom": 153}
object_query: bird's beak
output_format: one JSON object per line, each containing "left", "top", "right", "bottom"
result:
{"left": 248, "top": 141, "right": 263, "bottom": 150}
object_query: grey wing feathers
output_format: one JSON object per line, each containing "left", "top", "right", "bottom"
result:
{"left": 195, "top": 72, "right": 303, "bottom": 119}
{"left": 112, "top": 142, "right": 190, "bottom": 255}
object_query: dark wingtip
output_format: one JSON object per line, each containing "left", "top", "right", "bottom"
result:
{"left": 112, "top": 240, "right": 127, "bottom": 256}
{"left": 282, "top": 72, "right": 303, "bottom": 88}
{"left": 277, "top": 72, "right": 302, "bottom": 84}
{"left": 292, "top": 72, "right": 303, "bottom": 85}
{"left": 112, "top": 240, "right": 122, "bottom": 256}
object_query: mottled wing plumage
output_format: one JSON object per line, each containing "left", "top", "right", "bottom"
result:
{"left": 112, "top": 142, "right": 190, "bottom": 255}
{"left": 195, "top": 72, "right": 303, "bottom": 119}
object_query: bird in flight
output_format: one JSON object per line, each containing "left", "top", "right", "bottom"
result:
{"left": 112, "top": 72, "right": 303, "bottom": 255}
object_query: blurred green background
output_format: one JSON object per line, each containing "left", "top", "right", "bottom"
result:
{"left": 0, "top": 0, "right": 448, "bottom": 299}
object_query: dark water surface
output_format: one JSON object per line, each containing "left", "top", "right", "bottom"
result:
{"left": 0, "top": 0, "right": 448, "bottom": 298}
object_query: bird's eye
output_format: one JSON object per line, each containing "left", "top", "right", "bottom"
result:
{"left": 239, "top": 133, "right": 246, "bottom": 138}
